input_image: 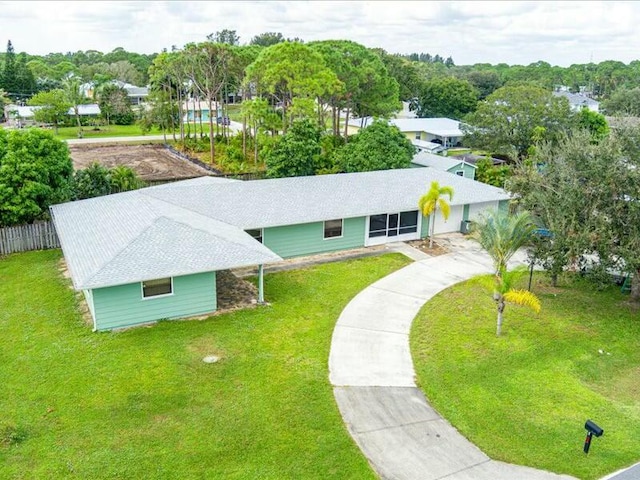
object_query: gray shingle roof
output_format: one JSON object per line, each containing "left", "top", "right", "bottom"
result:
{"left": 144, "top": 168, "right": 509, "bottom": 229}
{"left": 52, "top": 169, "right": 509, "bottom": 290}
{"left": 51, "top": 189, "right": 281, "bottom": 290}
{"left": 411, "top": 151, "right": 468, "bottom": 170}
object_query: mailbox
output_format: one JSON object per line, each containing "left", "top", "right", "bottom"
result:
{"left": 585, "top": 420, "right": 603, "bottom": 437}
{"left": 584, "top": 419, "right": 603, "bottom": 453}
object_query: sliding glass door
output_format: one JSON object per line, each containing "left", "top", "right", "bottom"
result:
{"left": 366, "top": 210, "right": 420, "bottom": 245}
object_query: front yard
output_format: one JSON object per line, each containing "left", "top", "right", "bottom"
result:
{"left": 411, "top": 273, "right": 640, "bottom": 480}
{"left": 0, "top": 250, "right": 410, "bottom": 479}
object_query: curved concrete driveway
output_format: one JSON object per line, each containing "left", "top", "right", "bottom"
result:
{"left": 329, "top": 243, "right": 575, "bottom": 480}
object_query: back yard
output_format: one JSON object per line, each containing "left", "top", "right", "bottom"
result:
{"left": 0, "top": 250, "right": 410, "bottom": 479}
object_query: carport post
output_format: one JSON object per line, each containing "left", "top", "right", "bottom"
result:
{"left": 258, "top": 264, "right": 264, "bottom": 304}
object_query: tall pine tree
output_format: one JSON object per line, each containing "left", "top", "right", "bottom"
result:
{"left": 2, "top": 40, "right": 18, "bottom": 99}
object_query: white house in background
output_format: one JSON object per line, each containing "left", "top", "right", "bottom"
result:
{"left": 552, "top": 90, "right": 600, "bottom": 113}
{"left": 347, "top": 117, "right": 465, "bottom": 148}
{"left": 4, "top": 104, "right": 101, "bottom": 127}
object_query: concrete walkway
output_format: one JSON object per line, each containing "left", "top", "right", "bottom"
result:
{"left": 328, "top": 240, "right": 576, "bottom": 480}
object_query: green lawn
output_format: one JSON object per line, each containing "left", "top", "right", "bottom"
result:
{"left": 411, "top": 274, "right": 640, "bottom": 480}
{"left": 54, "top": 124, "right": 167, "bottom": 140}
{"left": 0, "top": 250, "right": 410, "bottom": 479}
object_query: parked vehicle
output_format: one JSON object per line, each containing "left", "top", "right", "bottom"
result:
{"left": 216, "top": 116, "right": 230, "bottom": 125}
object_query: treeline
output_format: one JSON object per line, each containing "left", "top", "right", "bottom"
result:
{"left": 3, "top": 29, "right": 640, "bottom": 103}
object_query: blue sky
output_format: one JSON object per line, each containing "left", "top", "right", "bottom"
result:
{"left": 0, "top": 1, "right": 638, "bottom": 66}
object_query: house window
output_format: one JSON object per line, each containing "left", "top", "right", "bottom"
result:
{"left": 142, "top": 278, "right": 173, "bottom": 298}
{"left": 246, "top": 228, "right": 263, "bottom": 243}
{"left": 399, "top": 210, "right": 419, "bottom": 234}
{"left": 415, "top": 132, "right": 421, "bottom": 140}
{"left": 369, "top": 211, "right": 418, "bottom": 238}
{"left": 324, "top": 219, "right": 343, "bottom": 239}
{"left": 456, "top": 170, "right": 464, "bottom": 176}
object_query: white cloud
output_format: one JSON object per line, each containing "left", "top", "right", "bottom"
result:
{"left": 0, "top": 1, "right": 638, "bottom": 66}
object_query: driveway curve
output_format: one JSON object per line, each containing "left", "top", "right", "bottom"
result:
{"left": 329, "top": 243, "right": 576, "bottom": 480}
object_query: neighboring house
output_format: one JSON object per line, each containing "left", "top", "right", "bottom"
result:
{"left": 183, "top": 100, "right": 221, "bottom": 122}
{"left": 113, "top": 81, "right": 149, "bottom": 105}
{"left": 450, "top": 153, "right": 506, "bottom": 167}
{"left": 4, "top": 103, "right": 101, "bottom": 127}
{"left": 347, "top": 117, "right": 465, "bottom": 148}
{"left": 81, "top": 80, "right": 149, "bottom": 105}
{"left": 411, "top": 151, "right": 476, "bottom": 179}
{"left": 552, "top": 90, "right": 600, "bottom": 112}
{"left": 51, "top": 169, "right": 510, "bottom": 332}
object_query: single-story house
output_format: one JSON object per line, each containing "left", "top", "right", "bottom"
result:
{"left": 51, "top": 168, "right": 510, "bottom": 332}
{"left": 411, "top": 151, "right": 476, "bottom": 179}
{"left": 347, "top": 117, "right": 465, "bottom": 148}
{"left": 552, "top": 90, "right": 600, "bottom": 113}
{"left": 81, "top": 81, "right": 149, "bottom": 105}
{"left": 182, "top": 100, "right": 221, "bottom": 122}
{"left": 4, "top": 104, "right": 101, "bottom": 127}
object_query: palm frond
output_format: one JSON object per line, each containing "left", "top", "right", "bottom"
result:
{"left": 503, "top": 289, "right": 541, "bottom": 313}
{"left": 440, "top": 185, "right": 454, "bottom": 200}
{"left": 438, "top": 198, "right": 451, "bottom": 220}
{"left": 418, "top": 195, "right": 436, "bottom": 216}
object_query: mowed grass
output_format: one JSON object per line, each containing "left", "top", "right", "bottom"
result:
{"left": 411, "top": 274, "right": 640, "bottom": 480}
{"left": 0, "top": 250, "right": 410, "bottom": 479}
{"left": 54, "top": 124, "right": 166, "bottom": 140}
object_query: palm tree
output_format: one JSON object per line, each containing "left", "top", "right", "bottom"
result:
{"left": 473, "top": 208, "right": 537, "bottom": 274}
{"left": 109, "top": 165, "right": 143, "bottom": 193}
{"left": 62, "top": 77, "right": 87, "bottom": 135}
{"left": 473, "top": 208, "right": 540, "bottom": 335}
{"left": 480, "top": 266, "right": 541, "bottom": 336}
{"left": 418, "top": 181, "right": 454, "bottom": 248}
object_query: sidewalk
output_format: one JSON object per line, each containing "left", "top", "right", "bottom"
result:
{"left": 328, "top": 243, "right": 575, "bottom": 480}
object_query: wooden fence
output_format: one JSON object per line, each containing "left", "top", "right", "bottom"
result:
{"left": 0, "top": 221, "right": 60, "bottom": 256}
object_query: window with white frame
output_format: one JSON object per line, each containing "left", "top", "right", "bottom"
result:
{"left": 324, "top": 219, "right": 343, "bottom": 239}
{"left": 456, "top": 170, "right": 464, "bottom": 176}
{"left": 142, "top": 278, "right": 173, "bottom": 298}
{"left": 415, "top": 132, "right": 421, "bottom": 140}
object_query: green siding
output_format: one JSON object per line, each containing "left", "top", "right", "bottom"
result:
{"left": 462, "top": 204, "right": 470, "bottom": 221}
{"left": 448, "top": 163, "right": 476, "bottom": 179}
{"left": 92, "top": 271, "right": 217, "bottom": 331}
{"left": 498, "top": 200, "right": 510, "bottom": 213}
{"left": 83, "top": 289, "right": 96, "bottom": 327}
{"left": 263, "top": 217, "right": 366, "bottom": 258}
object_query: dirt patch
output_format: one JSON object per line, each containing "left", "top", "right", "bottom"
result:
{"left": 68, "top": 144, "right": 212, "bottom": 181}
{"left": 215, "top": 270, "right": 259, "bottom": 311}
{"left": 406, "top": 238, "right": 450, "bottom": 257}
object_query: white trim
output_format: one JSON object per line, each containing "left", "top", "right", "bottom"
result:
{"left": 323, "top": 219, "right": 344, "bottom": 240}
{"left": 141, "top": 277, "right": 174, "bottom": 299}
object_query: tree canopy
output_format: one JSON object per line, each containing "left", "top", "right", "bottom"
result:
{"left": 331, "top": 120, "right": 415, "bottom": 173}
{"left": 463, "top": 85, "right": 574, "bottom": 160}
{"left": 415, "top": 76, "right": 478, "bottom": 119}
{"left": 264, "top": 119, "right": 322, "bottom": 178}
{"left": 0, "top": 128, "right": 73, "bottom": 226}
